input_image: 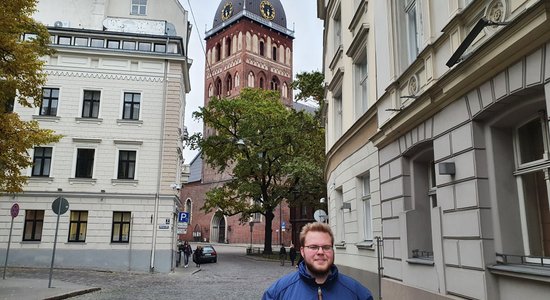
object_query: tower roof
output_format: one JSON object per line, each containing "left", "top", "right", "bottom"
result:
{"left": 207, "top": 0, "right": 293, "bottom": 38}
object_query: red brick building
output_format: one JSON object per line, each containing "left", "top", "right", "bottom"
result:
{"left": 179, "top": 0, "right": 301, "bottom": 248}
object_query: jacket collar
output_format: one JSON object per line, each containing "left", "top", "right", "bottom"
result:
{"left": 297, "top": 261, "right": 339, "bottom": 286}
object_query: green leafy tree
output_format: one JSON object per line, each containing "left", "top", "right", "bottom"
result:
{"left": 0, "top": 0, "right": 60, "bottom": 193}
{"left": 186, "top": 88, "right": 325, "bottom": 253}
{"left": 291, "top": 71, "right": 325, "bottom": 123}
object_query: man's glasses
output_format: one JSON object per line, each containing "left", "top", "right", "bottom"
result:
{"left": 304, "top": 245, "right": 333, "bottom": 252}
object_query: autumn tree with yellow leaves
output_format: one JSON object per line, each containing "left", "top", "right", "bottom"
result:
{"left": 0, "top": 0, "right": 60, "bottom": 193}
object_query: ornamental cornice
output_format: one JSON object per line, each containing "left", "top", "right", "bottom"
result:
{"left": 44, "top": 70, "right": 164, "bottom": 82}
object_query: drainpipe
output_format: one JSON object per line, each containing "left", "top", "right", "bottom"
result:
{"left": 151, "top": 36, "right": 170, "bottom": 272}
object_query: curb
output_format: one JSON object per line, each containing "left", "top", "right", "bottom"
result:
{"left": 44, "top": 287, "right": 101, "bottom": 300}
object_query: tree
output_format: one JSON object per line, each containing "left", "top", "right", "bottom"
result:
{"left": 0, "top": 0, "right": 61, "bottom": 193}
{"left": 291, "top": 71, "right": 325, "bottom": 124}
{"left": 186, "top": 88, "right": 325, "bottom": 254}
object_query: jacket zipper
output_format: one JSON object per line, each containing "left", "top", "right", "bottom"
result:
{"left": 318, "top": 286, "right": 322, "bottom": 300}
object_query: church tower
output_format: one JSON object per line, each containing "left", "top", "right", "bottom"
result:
{"left": 180, "top": 0, "right": 294, "bottom": 246}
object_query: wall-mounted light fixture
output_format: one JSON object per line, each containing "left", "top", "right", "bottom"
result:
{"left": 439, "top": 162, "right": 456, "bottom": 175}
{"left": 320, "top": 197, "right": 326, "bottom": 204}
{"left": 446, "top": 18, "right": 510, "bottom": 68}
{"left": 341, "top": 202, "right": 351, "bottom": 211}
{"left": 100, "top": 189, "right": 105, "bottom": 201}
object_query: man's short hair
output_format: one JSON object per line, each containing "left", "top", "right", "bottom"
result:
{"left": 299, "top": 222, "right": 334, "bottom": 246}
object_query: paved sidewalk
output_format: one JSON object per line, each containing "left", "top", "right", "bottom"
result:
{"left": 0, "top": 278, "right": 99, "bottom": 300}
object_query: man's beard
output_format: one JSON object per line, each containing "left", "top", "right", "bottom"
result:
{"left": 305, "top": 259, "right": 331, "bottom": 278}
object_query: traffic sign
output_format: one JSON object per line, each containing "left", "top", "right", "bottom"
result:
{"left": 281, "top": 221, "right": 286, "bottom": 230}
{"left": 178, "top": 212, "right": 189, "bottom": 223}
{"left": 52, "top": 197, "right": 69, "bottom": 215}
{"left": 10, "top": 203, "right": 19, "bottom": 218}
{"left": 314, "top": 209, "right": 328, "bottom": 223}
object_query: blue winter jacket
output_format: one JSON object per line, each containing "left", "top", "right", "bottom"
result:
{"left": 262, "top": 261, "right": 374, "bottom": 300}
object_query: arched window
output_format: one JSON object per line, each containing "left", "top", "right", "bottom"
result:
{"left": 185, "top": 199, "right": 192, "bottom": 213}
{"left": 225, "top": 37, "right": 231, "bottom": 58}
{"left": 225, "top": 74, "right": 233, "bottom": 95}
{"left": 259, "top": 40, "right": 265, "bottom": 56}
{"left": 215, "top": 78, "right": 222, "bottom": 97}
{"left": 271, "top": 76, "right": 280, "bottom": 91}
{"left": 272, "top": 46, "right": 277, "bottom": 61}
{"left": 282, "top": 82, "right": 288, "bottom": 98}
{"left": 260, "top": 77, "right": 265, "bottom": 89}
{"left": 248, "top": 72, "right": 255, "bottom": 87}
{"left": 235, "top": 72, "right": 240, "bottom": 87}
{"left": 215, "top": 43, "right": 221, "bottom": 62}
{"left": 208, "top": 84, "right": 214, "bottom": 97}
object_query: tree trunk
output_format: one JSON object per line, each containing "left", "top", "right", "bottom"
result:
{"left": 263, "top": 210, "right": 274, "bottom": 254}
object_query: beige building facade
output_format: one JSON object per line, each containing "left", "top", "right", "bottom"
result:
{"left": 0, "top": 0, "right": 191, "bottom": 273}
{"left": 320, "top": 0, "right": 550, "bottom": 299}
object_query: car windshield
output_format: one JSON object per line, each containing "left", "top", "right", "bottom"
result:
{"left": 203, "top": 247, "right": 214, "bottom": 253}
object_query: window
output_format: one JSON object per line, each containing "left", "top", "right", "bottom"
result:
{"left": 333, "top": 6, "right": 342, "bottom": 55}
{"left": 215, "top": 78, "right": 222, "bottom": 97}
{"left": 23, "top": 210, "right": 44, "bottom": 241}
{"left": 82, "top": 90, "right": 100, "bottom": 118}
{"left": 40, "top": 88, "right": 59, "bottom": 116}
{"left": 514, "top": 116, "right": 550, "bottom": 258}
{"left": 334, "top": 94, "right": 343, "bottom": 138}
{"left": 122, "top": 41, "right": 136, "bottom": 50}
{"left": 259, "top": 41, "right": 265, "bottom": 56}
{"left": 154, "top": 43, "right": 166, "bottom": 53}
{"left": 260, "top": 77, "right": 265, "bottom": 89}
{"left": 406, "top": 144, "right": 435, "bottom": 260}
{"left": 403, "top": 0, "right": 422, "bottom": 63}
{"left": 215, "top": 43, "right": 221, "bottom": 61}
{"left": 74, "top": 37, "right": 88, "bottom": 46}
{"left": 225, "top": 74, "right": 233, "bottom": 95}
{"left": 131, "top": 0, "right": 147, "bottom": 15}
{"left": 225, "top": 37, "right": 231, "bottom": 57}
{"left": 361, "top": 173, "right": 373, "bottom": 241}
{"left": 270, "top": 76, "right": 280, "bottom": 91}
{"left": 354, "top": 53, "right": 369, "bottom": 117}
{"left": 68, "top": 211, "right": 88, "bottom": 242}
{"left": 57, "top": 36, "right": 71, "bottom": 45}
{"left": 32, "top": 147, "right": 52, "bottom": 177}
{"left": 272, "top": 46, "right": 277, "bottom": 61}
{"left": 75, "top": 148, "right": 95, "bottom": 178}
{"left": 112, "top": 212, "right": 131, "bottom": 243}
{"left": 118, "top": 150, "right": 136, "bottom": 179}
{"left": 90, "top": 38, "right": 104, "bottom": 48}
{"left": 107, "top": 40, "right": 120, "bottom": 49}
{"left": 248, "top": 72, "right": 255, "bottom": 87}
{"left": 123, "top": 92, "right": 141, "bottom": 120}
{"left": 138, "top": 42, "right": 151, "bottom": 51}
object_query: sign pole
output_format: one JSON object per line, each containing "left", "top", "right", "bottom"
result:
{"left": 3, "top": 203, "right": 19, "bottom": 280}
{"left": 2, "top": 217, "right": 14, "bottom": 280}
{"left": 48, "top": 199, "right": 62, "bottom": 288}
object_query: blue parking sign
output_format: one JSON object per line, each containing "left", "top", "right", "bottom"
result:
{"left": 178, "top": 212, "right": 189, "bottom": 223}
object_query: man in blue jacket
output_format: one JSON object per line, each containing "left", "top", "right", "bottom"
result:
{"left": 262, "top": 222, "right": 373, "bottom": 300}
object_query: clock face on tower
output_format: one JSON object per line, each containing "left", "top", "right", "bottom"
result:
{"left": 260, "top": 0, "right": 275, "bottom": 21}
{"left": 221, "top": 2, "right": 233, "bottom": 21}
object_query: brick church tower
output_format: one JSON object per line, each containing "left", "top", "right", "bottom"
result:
{"left": 180, "top": 0, "right": 294, "bottom": 247}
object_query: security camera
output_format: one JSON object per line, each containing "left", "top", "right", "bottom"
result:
{"left": 176, "top": 184, "right": 181, "bottom": 191}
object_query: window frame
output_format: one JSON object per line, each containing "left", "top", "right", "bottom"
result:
{"left": 23, "top": 210, "right": 44, "bottom": 241}
{"left": 131, "top": 0, "right": 147, "bottom": 15}
{"left": 122, "top": 92, "right": 141, "bottom": 120}
{"left": 117, "top": 150, "right": 137, "bottom": 180}
{"left": 75, "top": 148, "right": 95, "bottom": 178}
{"left": 68, "top": 210, "right": 88, "bottom": 242}
{"left": 82, "top": 90, "right": 101, "bottom": 118}
{"left": 111, "top": 211, "right": 131, "bottom": 243}
{"left": 40, "top": 88, "right": 59, "bottom": 116}
{"left": 32, "top": 147, "right": 53, "bottom": 177}
{"left": 361, "top": 173, "right": 373, "bottom": 241}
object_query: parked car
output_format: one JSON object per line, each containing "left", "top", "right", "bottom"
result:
{"left": 198, "top": 245, "right": 217, "bottom": 263}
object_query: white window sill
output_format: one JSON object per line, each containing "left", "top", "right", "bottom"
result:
{"left": 335, "top": 242, "right": 346, "bottom": 249}
{"left": 75, "top": 117, "right": 103, "bottom": 124}
{"left": 356, "top": 240, "right": 375, "bottom": 250}
{"left": 117, "top": 119, "right": 143, "bottom": 126}
{"left": 111, "top": 179, "right": 139, "bottom": 186}
{"left": 28, "top": 176, "right": 54, "bottom": 183}
{"left": 69, "top": 178, "right": 97, "bottom": 185}
{"left": 33, "top": 115, "right": 60, "bottom": 122}
{"left": 406, "top": 258, "right": 434, "bottom": 266}
{"left": 489, "top": 264, "right": 550, "bottom": 283}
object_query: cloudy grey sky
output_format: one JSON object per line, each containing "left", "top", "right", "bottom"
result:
{"left": 178, "top": 0, "right": 323, "bottom": 162}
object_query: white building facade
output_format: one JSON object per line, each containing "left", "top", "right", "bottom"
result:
{"left": 317, "top": 0, "right": 382, "bottom": 297}
{"left": 0, "top": 0, "right": 191, "bottom": 273}
{"left": 321, "top": 0, "right": 550, "bottom": 299}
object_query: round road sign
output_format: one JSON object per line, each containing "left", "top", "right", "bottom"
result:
{"left": 52, "top": 197, "right": 69, "bottom": 215}
{"left": 10, "top": 203, "right": 19, "bottom": 218}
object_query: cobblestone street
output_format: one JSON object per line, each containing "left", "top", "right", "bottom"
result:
{"left": 3, "top": 245, "right": 294, "bottom": 299}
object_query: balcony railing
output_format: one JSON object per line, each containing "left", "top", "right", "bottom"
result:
{"left": 496, "top": 253, "right": 550, "bottom": 267}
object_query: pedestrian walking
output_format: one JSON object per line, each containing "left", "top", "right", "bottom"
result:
{"left": 177, "top": 241, "right": 184, "bottom": 267}
{"left": 279, "top": 244, "right": 287, "bottom": 266}
{"left": 262, "top": 222, "right": 374, "bottom": 300}
{"left": 288, "top": 243, "right": 297, "bottom": 266}
{"left": 193, "top": 245, "right": 203, "bottom": 268}
{"left": 182, "top": 241, "right": 193, "bottom": 268}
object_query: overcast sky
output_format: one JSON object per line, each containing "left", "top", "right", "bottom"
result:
{"left": 178, "top": 0, "right": 323, "bottom": 162}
